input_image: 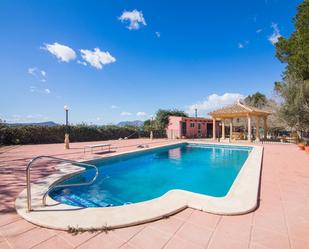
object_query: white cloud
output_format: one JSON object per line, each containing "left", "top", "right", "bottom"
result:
{"left": 80, "top": 48, "right": 116, "bottom": 69}
{"left": 155, "top": 32, "right": 160, "bottom": 38}
{"left": 30, "top": 86, "right": 51, "bottom": 95}
{"left": 136, "top": 111, "right": 147, "bottom": 116}
{"left": 268, "top": 23, "right": 281, "bottom": 45}
{"left": 77, "top": 60, "right": 87, "bottom": 66}
{"left": 121, "top": 111, "right": 132, "bottom": 116}
{"left": 110, "top": 105, "right": 119, "bottom": 109}
{"left": 28, "top": 67, "right": 47, "bottom": 82}
{"left": 256, "top": 28, "right": 263, "bottom": 33}
{"left": 42, "top": 42, "right": 76, "bottom": 62}
{"left": 238, "top": 40, "right": 249, "bottom": 49}
{"left": 187, "top": 93, "right": 245, "bottom": 116}
{"left": 119, "top": 9, "right": 146, "bottom": 30}
{"left": 28, "top": 67, "right": 37, "bottom": 76}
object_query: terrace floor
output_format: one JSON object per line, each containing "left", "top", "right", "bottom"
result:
{"left": 0, "top": 138, "right": 309, "bottom": 249}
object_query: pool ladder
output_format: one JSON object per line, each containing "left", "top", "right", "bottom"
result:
{"left": 26, "top": 156, "right": 99, "bottom": 212}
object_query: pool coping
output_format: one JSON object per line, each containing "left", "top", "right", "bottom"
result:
{"left": 15, "top": 141, "right": 263, "bottom": 230}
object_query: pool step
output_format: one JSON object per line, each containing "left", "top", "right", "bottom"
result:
{"left": 55, "top": 191, "right": 130, "bottom": 207}
{"left": 56, "top": 193, "right": 110, "bottom": 207}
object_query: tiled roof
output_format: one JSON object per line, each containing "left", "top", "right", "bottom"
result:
{"left": 209, "top": 101, "right": 270, "bottom": 116}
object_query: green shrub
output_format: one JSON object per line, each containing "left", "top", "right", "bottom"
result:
{"left": 0, "top": 124, "right": 167, "bottom": 145}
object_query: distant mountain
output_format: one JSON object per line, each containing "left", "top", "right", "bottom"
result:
{"left": 117, "top": 120, "right": 144, "bottom": 127}
{"left": 8, "top": 121, "right": 59, "bottom": 127}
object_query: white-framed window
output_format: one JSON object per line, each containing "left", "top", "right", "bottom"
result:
{"left": 190, "top": 123, "right": 195, "bottom": 128}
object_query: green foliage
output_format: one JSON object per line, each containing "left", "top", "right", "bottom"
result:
{"left": 0, "top": 125, "right": 142, "bottom": 145}
{"left": 142, "top": 119, "right": 152, "bottom": 131}
{"left": 274, "top": 0, "right": 309, "bottom": 133}
{"left": 277, "top": 76, "right": 309, "bottom": 131}
{"left": 244, "top": 92, "right": 267, "bottom": 108}
{"left": 275, "top": 0, "right": 309, "bottom": 80}
{"left": 244, "top": 92, "right": 287, "bottom": 131}
{"left": 155, "top": 109, "right": 188, "bottom": 129}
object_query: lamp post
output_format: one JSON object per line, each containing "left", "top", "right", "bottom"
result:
{"left": 64, "top": 105, "right": 70, "bottom": 149}
{"left": 150, "top": 116, "right": 154, "bottom": 140}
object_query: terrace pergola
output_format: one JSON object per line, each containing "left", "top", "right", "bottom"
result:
{"left": 209, "top": 100, "right": 271, "bottom": 141}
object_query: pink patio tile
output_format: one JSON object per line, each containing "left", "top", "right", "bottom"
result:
{"left": 76, "top": 231, "right": 125, "bottom": 249}
{"left": 1, "top": 142, "right": 309, "bottom": 249}
{"left": 283, "top": 203, "right": 309, "bottom": 221}
{"left": 290, "top": 237, "right": 309, "bottom": 249}
{"left": 5, "top": 227, "right": 56, "bottom": 249}
{"left": 0, "top": 213, "right": 21, "bottom": 227}
{"left": 0, "top": 240, "right": 11, "bottom": 249}
{"left": 221, "top": 212, "right": 253, "bottom": 224}
{"left": 148, "top": 217, "right": 184, "bottom": 235}
{"left": 163, "top": 235, "right": 204, "bottom": 249}
{"left": 171, "top": 208, "right": 194, "bottom": 221}
{"left": 281, "top": 190, "right": 308, "bottom": 203}
{"left": 253, "top": 212, "right": 289, "bottom": 235}
{"left": 187, "top": 210, "right": 220, "bottom": 230}
{"left": 211, "top": 217, "right": 252, "bottom": 242}
{"left": 208, "top": 236, "right": 249, "bottom": 249}
{"left": 58, "top": 230, "right": 100, "bottom": 247}
{"left": 0, "top": 219, "right": 36, "bottom": 238}
{"left": 174, "top": 222, "right": 212, "bottom": 248}
{"left": 249, "top": 243, "right": 270, "bottom": 249}
{"left": 113, "top": 224, "right": 146, "bottom": 241}
{"left": 119, "top": 242, "right": 139, "bottom": 249}
{"left": 251, "top": 226, "right": 291, "bottom": 249}
{"left": 128, "top": 226, "right": 171, "bottom": 249}
{"left": 286, "top": 222, "right": 309, "bottom": 244}
{"left": 32, "top": 235, "right": 74, "bottom": 249}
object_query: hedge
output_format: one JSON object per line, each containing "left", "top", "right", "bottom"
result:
{"left": 0, "top": 124, "right": 166, "bottom": 145}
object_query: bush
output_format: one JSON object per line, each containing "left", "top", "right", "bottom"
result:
{"left": 0, "top": 124, "right": 167, "bottom": 145}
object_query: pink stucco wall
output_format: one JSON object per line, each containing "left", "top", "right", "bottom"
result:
{"left": 166, "top": 116, "right": 213, "bottom": 139}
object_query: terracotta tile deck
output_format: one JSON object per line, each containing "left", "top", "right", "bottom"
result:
{"left": 0, "top": 139, "right": 309, "bottom": 249}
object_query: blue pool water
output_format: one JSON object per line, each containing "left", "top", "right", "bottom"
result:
{"left": 50, "top": 143, "right": 252, "bottom": 207}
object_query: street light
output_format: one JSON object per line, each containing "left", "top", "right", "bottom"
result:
{"left": 150, "top": 116, "right": 154, "bottom": 140}
{"left": 64, "top": 105, "right": 70, "bottom": 149}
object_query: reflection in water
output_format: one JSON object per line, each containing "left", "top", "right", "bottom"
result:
{"left": 168, "top": 147, "right": 182, "bottom": 160}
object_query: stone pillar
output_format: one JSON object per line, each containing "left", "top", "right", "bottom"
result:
{"left": 230, "top": 118, "right": 233, "bottom": 139}
{"left": 256, "top": 116, "right": 260, "bottom": 142}
{"left": 221, "top": 119, "right": 225, "bottom": 139}
{"left": 212, "top": 118, "right": 216, "bottom": 140}
{"left": 263, "top": 117, "right": 267, "bottom": 139}
{"left": 247, "top": 115, "right": 251, "bottom": 141}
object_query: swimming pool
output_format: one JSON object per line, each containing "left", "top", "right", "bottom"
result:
{"left": 50, "top": 143, "right": 252, "bottom": 208}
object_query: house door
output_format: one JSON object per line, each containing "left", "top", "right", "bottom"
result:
{"left": 181, "top": 122, "right": 187, "bottom": 137}
{"left": 207, "top": 123, "right": 213, "bottom": 138}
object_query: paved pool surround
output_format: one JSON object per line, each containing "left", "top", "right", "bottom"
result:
{"left": 15, "top": 141, "right": 263, "bottom": 230}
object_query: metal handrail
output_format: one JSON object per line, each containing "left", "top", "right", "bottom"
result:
{"left": 26, "top": 155, "right": 99, "bottom": 212}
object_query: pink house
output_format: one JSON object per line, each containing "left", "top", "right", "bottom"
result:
{"left": 166, "top": 116, "right": 218, "bottom": 139}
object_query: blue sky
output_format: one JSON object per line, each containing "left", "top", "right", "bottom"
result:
{"left": 0, "top": 0, "right": 302, "bottom": 124}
